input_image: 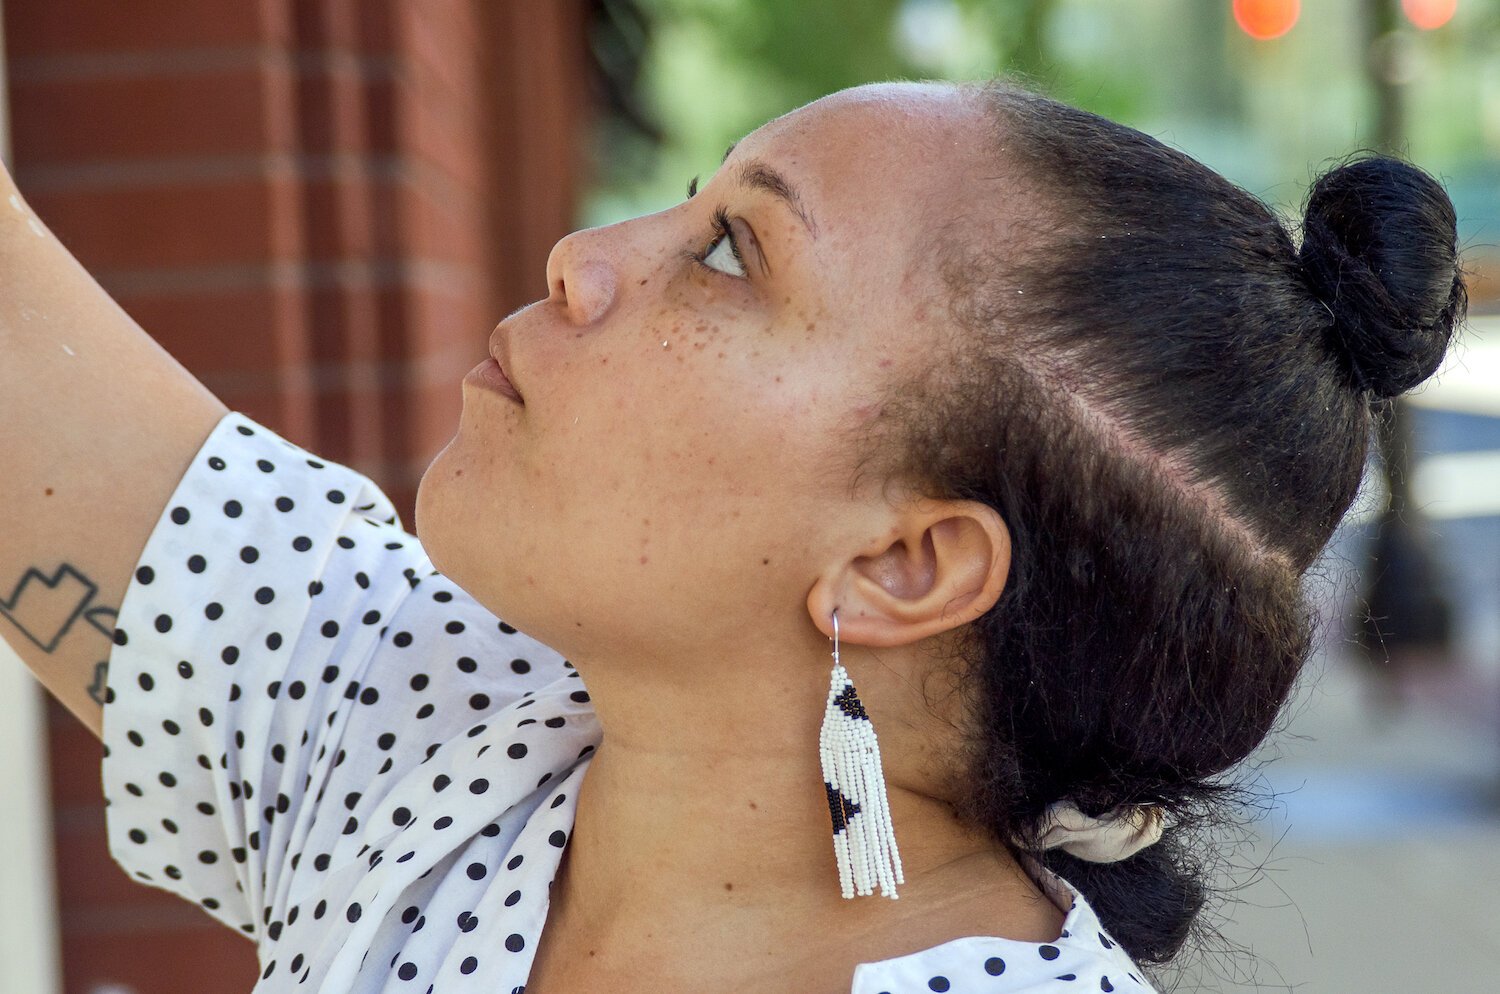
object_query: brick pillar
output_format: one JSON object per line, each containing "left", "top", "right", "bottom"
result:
{"left": 5, "top": 1, "right": 589, "bottom": 990}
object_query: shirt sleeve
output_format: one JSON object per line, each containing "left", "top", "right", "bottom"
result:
{"left": 99, "top": 410, "right": 569, "bottom": 941}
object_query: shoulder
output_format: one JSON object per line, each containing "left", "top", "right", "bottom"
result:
{"left": 851, "top": 873, "right": 1157, "bottom": 994}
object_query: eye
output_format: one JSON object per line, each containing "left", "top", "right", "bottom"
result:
{"left": 695, "top": 208, "right": 747, "bottom": 279}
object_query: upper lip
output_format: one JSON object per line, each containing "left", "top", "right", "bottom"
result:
{"left": 489, "top": 333, "right": 522, "bottom": 401}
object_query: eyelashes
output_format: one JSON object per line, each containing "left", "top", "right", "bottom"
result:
{"left": 682, "top": 175, "right": 750, "bottom": 279}
{"left": 691, "top": 207, "right": 747, "bottom": 278}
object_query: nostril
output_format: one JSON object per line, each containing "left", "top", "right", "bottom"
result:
{"left": 559, "top": 260, "right": 617, "bottom": 326}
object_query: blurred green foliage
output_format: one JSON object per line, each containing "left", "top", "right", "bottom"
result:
{"left": 582, "top": 0, "right": 1500, "bottom": 252}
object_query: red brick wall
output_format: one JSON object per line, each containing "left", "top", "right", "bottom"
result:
{"left": 5, "top": 1, "right": 590, "bottom": 990}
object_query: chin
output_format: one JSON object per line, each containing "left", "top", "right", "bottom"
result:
{"left": 412, "top": 439, "right": 462, "bottom": 578}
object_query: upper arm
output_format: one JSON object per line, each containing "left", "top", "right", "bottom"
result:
{"left": 0, "top": 178, "right": 229, "bottom": 738}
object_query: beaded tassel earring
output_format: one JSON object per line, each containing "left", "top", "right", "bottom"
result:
{"left": 819, "top": 608, "right": 905, "bottom": 899}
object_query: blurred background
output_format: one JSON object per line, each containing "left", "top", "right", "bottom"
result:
{"left": 0, "top": 0, "right": 1495, "bottom": 991}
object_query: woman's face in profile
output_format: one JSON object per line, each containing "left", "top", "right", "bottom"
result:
{"left": 416, "top": 81, "right": 989, "bottom": 663}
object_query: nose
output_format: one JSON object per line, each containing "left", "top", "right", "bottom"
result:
{"left": 544, "top": 227, "right": 618, "bottom": 327}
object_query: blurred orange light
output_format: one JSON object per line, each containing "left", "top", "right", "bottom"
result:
{"left": 1233, "top": 0, "right": 1300, "bottom": 40}
{"left": 1402, "top": 0, "right": 1457, "bottom": 30}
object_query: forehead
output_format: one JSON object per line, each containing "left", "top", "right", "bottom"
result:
{"left": 732, "top": 82, "right": 988, "bottom": 269}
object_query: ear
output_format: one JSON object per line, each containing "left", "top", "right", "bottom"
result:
{"left": 806, "top": 498, "right": 1011, "bottom": 648}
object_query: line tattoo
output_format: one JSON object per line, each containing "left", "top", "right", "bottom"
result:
{"left": 0, "top": 563, "right": 120, "bottom": 705}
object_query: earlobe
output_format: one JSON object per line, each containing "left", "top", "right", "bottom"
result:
{"left": 807, "top": 500, "right": 1010, "bottom": 649}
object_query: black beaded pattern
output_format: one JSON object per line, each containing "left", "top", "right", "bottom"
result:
{"left": 833, "top": 682, "right": 869, "bottom": 720}
{"left": 824, "top": 782, "right": 861, "bottom": 834}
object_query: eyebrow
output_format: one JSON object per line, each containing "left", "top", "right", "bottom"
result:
{"left": 722, "top": 141, "right": 818, "bottom": 238}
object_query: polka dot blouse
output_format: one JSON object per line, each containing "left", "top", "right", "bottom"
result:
{"left": 101, "top": 410, "right": 1159, "bottom": 993}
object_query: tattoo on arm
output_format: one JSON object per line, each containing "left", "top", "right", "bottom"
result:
{"left": 0, "top": 563, "right": 120, "bottom": 705}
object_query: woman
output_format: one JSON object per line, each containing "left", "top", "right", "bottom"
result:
{"left": 0, "top": 77, "right": 1467, "bottom": 993}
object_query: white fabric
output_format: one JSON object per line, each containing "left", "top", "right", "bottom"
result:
{"left": 101, "top": 409, "right": 1159, "bottom": 993}
{"left": 1035, "top": 801, "right": 1166, "bottom": 863}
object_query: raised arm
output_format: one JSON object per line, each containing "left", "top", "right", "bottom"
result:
{"left": 0, "top": 160, "right": 229, "bottom": 739}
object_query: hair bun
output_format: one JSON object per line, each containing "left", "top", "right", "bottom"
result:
{"left": 1297, "top": 155, "right": 1466, "bottom": 399}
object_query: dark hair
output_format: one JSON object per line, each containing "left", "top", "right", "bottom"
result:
{"left": 865, "top": 79, "right": 1468, "bottom": 968}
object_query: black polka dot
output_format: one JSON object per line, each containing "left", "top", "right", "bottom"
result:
{"left": 204, "top": 602, "right": 223, "bottom": 621}
{"left": 256, "top": 459, "right": 275, "bottom": 473}
{"left": 208, "top": 456, "right": 226, "bottom": 470}
{"left": 469, "top": 778, "right": 489, "bottom": 795}
{"left": 255, "top": 586, "right": 275, "bottom": 604}
{"left": 187, "top": 554, "right": 207, "bottom": 573}
{"left": 321, "top": 620, "right": 340, "bottom": 638}
{"left": 505, "top": 933, "right": 525, "bottom": 953}
{"left": 170, "top": 506, "right": 190, "bottom": 525}
{"left": 457, "top": 656, "right": 478, "bottom": 674}
{"left": 275, "top": 496, "right": 295, "bottom": 512}
{"left": 466, "top": 862, "right": 487, "bottom": 881}
{"left": 507, "top": 743, "right": 528, "bottom": 760}
{"left": 327, "top": 489, "right": 346, "bottom": 504}
{"left": 459, "top": 957, "right": 478, "bottom": 975}
{"left": 240, "top": 546, "right": 259, "bottom": 563}
{"left": 398, "top": 963, "right": 417, "bottom": 981}
{"left": 292, "top": 536, "right": 312, "bottom": 552}
{"left": 510, "top": 658, "right": 531, "bottom": 674}
{"left": 135, "top": 565, "right": 155, "bottom": 584}
{"left": 985, "top": 956, "right": 1006, "bottom": 975}
{"left": 470, "top": 693, "right": 491, "bottom": 711}
{"left": 548, "top": 830, "right": 567, "bottom": 848}
{"left": 346, "top": 903, "right": 362, "bottom": 923}
{"left": 1039, "top": 945, "right": 1061, "bottom": 961}
{"left": 154, "top": 614, "right": 173, "bottom": 633}
{"left": 223, "top": 500, "right": 242, "bottom": 518}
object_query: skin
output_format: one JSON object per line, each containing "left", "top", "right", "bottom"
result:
{"left": 414, "top": 81, "right": 1065, "bottom": 991}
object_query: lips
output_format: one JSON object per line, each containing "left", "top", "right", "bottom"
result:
{"left": 490, "top": 342, "right": 522, "bottom": 402}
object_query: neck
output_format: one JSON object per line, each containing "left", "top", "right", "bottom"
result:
{"left": 544, "top": 635, "right": 1063, "bottom": 967}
